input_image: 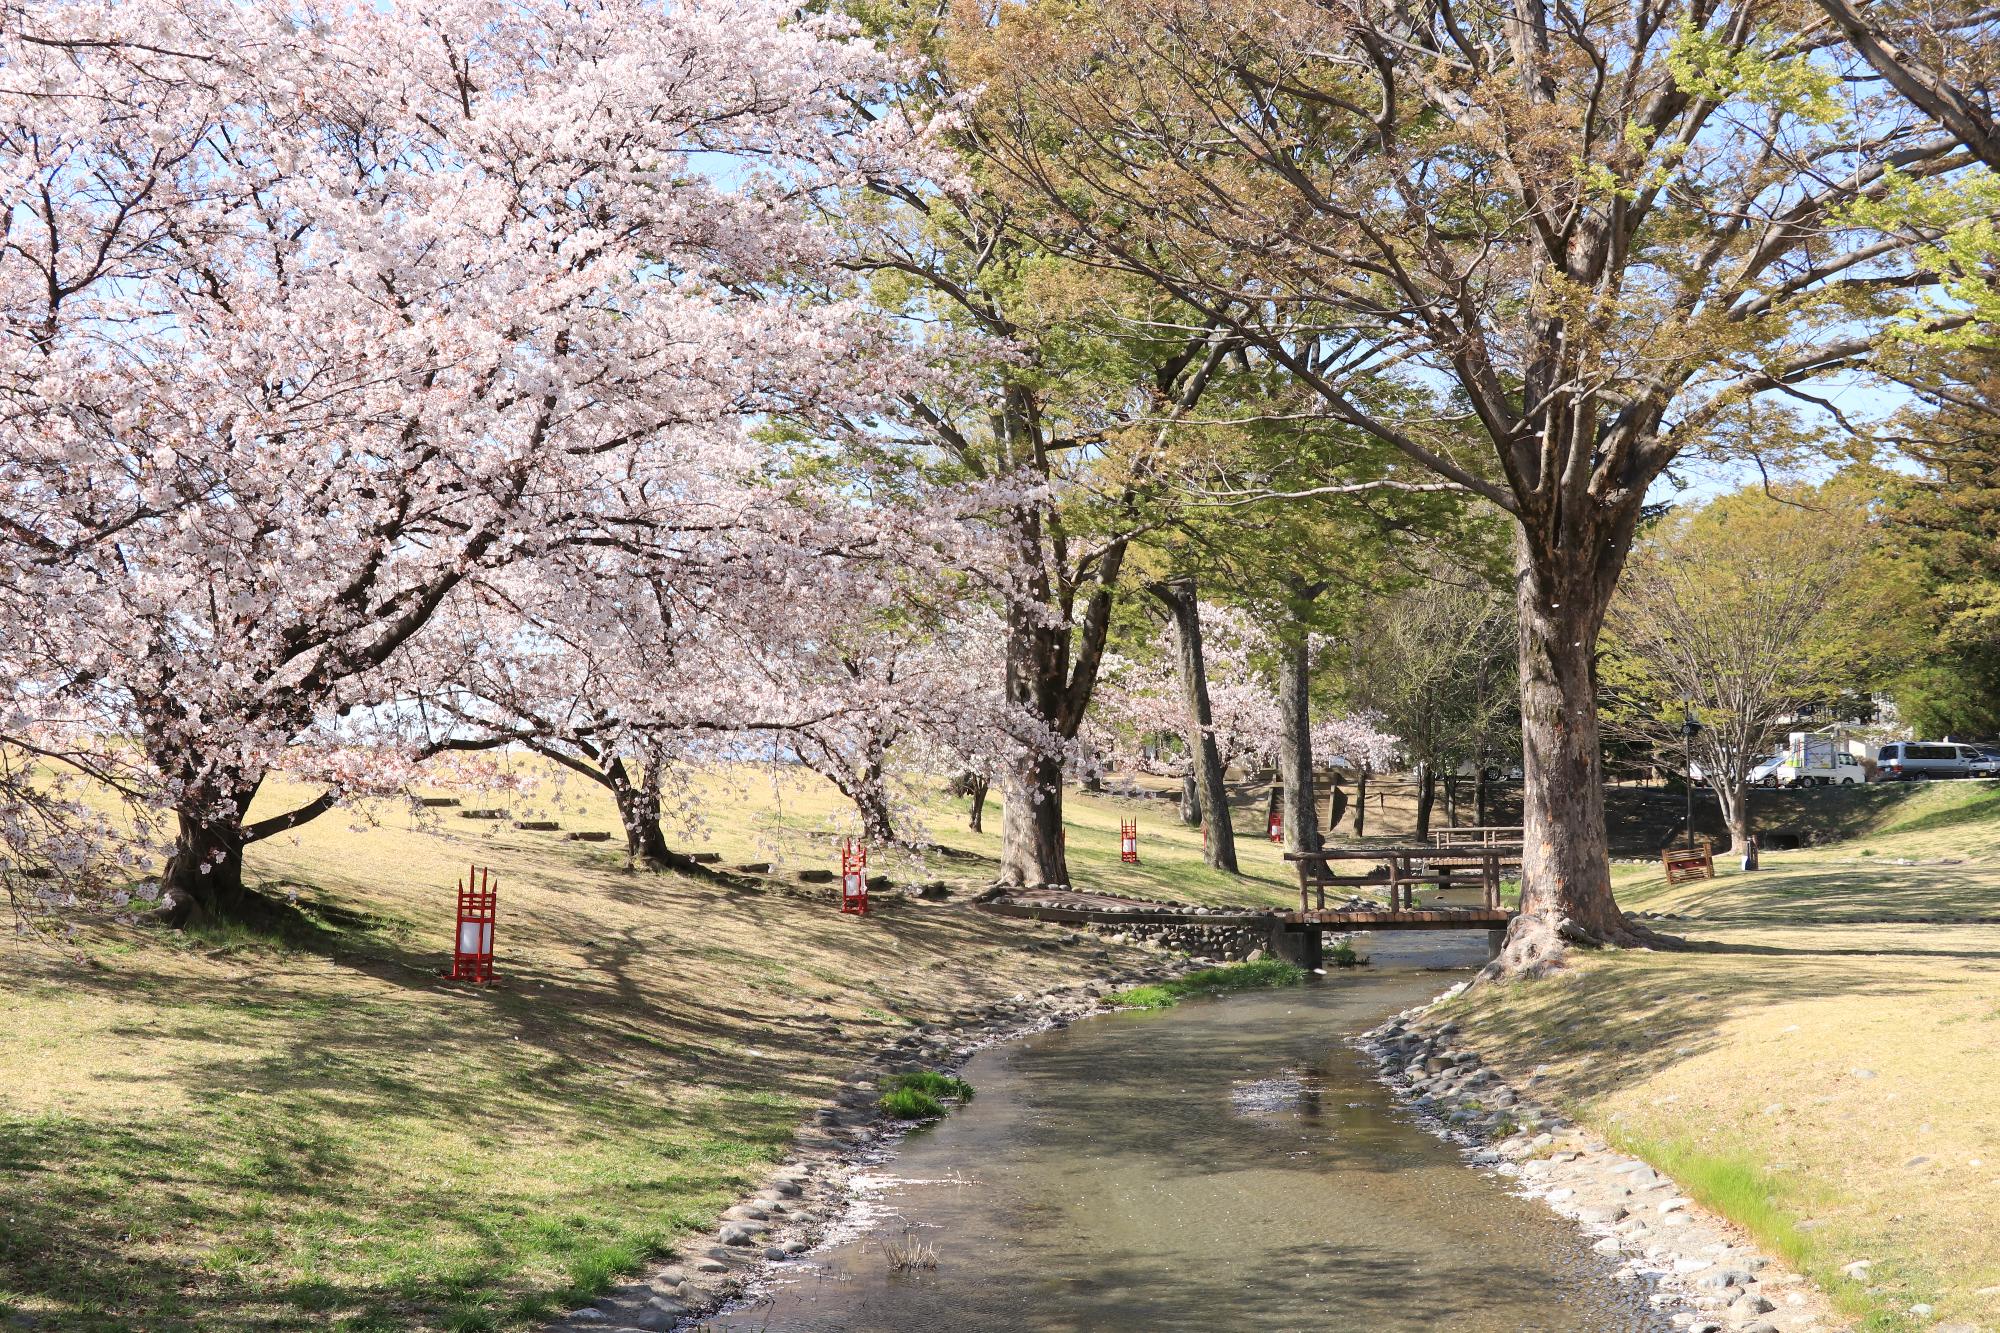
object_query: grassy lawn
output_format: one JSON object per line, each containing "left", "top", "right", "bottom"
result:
{"left": 0, "top": 763, "right": 1289, "bottom": 1332}
{"left": 1438, "top": 779, "right": 2000, "bottom": 1332}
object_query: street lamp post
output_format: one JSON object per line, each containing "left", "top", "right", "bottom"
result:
{"left": 1679, "top": 702, "right": 1703, "bottom": 851}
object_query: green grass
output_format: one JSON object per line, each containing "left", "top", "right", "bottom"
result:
{"left": 883, "top": 1071, "right": 973, "bottom": 1102}
{"left": 0, "top": 765, "right": 1162, "bottom": 1331}
{"left": 1615, "top": 1133, "right": 1815, "bottom": 1270}
{"left": 1615, "top": 1133, "right": 1935, "bottom": 1332}
{"left": 1107, "top": 959, "right": 1306, "bottom": 1010}
{"left": 1434, "top": 780, "right": 2000, "bottom": 1331}
{"left": 878, "top": 1071, "right": 975, "bottom": 1120}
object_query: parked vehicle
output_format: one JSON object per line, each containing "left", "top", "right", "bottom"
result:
{"left": 1750, "top": 734, "right": 1866, "bottom": 787}
{"left": 1972, "top": 746, "right": 2000, "bottom": 778}
{"left": 1876, "top": 741, "right": 1983, "bottom": 780}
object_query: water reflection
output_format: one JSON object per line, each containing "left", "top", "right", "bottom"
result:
{"left": 705, "top": 934, "right": 1667, "bottom": 1332}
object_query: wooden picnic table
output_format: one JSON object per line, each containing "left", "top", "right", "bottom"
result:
{"left": 1283, "top": 845, "right": 1521, "bottom": 914}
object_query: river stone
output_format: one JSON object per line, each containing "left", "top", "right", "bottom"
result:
{"left": 1696, "top": 1268, "right": 1750, "bottom": 1290}
{"left": 1728, "top": 1292, "right": 1775, "bottom": 1316}
{"left": 638, "top": 1298, "right": 689, "bottom": 1330}
{"left": 1577, "top": 1205, "right": 1627, "bottom": 1225}
{"left": 719, "top": 1222, "right": 764, "bottom": 1246}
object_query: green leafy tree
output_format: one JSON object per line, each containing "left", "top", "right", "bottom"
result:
{"left": 950, "top": 0, "right": 1986, "bottom": 971}
{"left": 1879, "top": 357, "right": 2000, "bottom": 736}
{"left": 1602, "top": 481, "right": 1891, "bottom": 853}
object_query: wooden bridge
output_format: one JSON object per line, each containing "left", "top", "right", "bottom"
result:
{"left": 979, "top": 828, "right": 1523, "bottom": 968}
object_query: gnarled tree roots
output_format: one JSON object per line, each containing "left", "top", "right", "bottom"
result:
{"left": 1479, "top": 912, "right": 1687, "bottom": 981}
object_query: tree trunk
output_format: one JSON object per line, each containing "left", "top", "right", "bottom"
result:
{"left": 1415, "top": 763, "right": 1437, "bottom": 840}
{"left": 1475, "top": 766, "right": 1490, "bottom": 827}
{"left": 156, "top": 785, "right": 254, "bottom": 926}
{"left": 1352, "top": 770, "right": 1368, "bottom": 837}
{"left": 152, "top": 762, "right": 341, "bottom": 925}
{"left": 1491, "top": 533, "right": 1649, "bottom": 976}
{"left": 1278, "top": 632, "right": 1323, "bottom": 857}
{"left": 1716, "top": 778, "right": 1751, "bottom": 856}
{"left": 1444, "top": 773, "right": 1459, "bottom": 826}
{"left": 1179, "top": 771, "right": 1201, "bottom": 826}
{"left": 852, "top": 776, "right": 897, "bottom": 846}
{"left": 611, "top": 766, "right": 673, "bottom": 869}
{"left": 995, "top": 514, "right": 1106, "bottom": 886}
{"left": 999, "top": 754, "right": 1069, "bottom": 887}
{"left": 1153, "top": 579, "right": 1238, "bottom": 872}
{"left": 967, "top": 776, "right": 989, "bottom": 833}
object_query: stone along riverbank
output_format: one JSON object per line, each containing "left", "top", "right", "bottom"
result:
{"left": 1361, "top": 994, "right": 1846, "bottom": 1333}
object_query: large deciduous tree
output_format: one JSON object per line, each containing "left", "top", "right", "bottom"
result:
{"left": 953, "top": 0, "right": 1991, "bottom": 970}
{"left": 1811, "top": 0, "right": 2000, "bottom": 170}
{"left": 832, "top": 194, "right": 1233, "bottom": 888}
{"left": 1602, "top": 483, "right": 1878, "bottom": 853}
{"left": 0, "top": 0, "right": 921, "bottom": 924}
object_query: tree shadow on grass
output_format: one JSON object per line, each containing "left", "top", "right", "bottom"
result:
{"left": 1448, "top": 919, "right": 1999, "bottom": 1110}
{"left": 1649, "top": 861, "right": 2000, "bottom": 925}
{"left": 0, "top": 1089, "right": 799, "bottom": 1332}
{"left": 9, "top": 796, "right": 1186, "bottom": 1332}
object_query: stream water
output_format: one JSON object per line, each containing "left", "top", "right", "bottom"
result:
{"left": 706, "top": 934, "right": 1667, "bottom": 1332}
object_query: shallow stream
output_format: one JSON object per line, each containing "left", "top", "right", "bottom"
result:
{"left": 707, "top": 934, "right": 1667, "bottom": 1332}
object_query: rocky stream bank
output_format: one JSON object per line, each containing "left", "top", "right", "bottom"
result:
{"left": 1360, "top": 993, "right": 1854, "bottom": 1333}
{"left": 543, "top": 944, "right": 1200, "bottom": 1333}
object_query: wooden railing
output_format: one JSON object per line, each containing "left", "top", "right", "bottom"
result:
{"left": 1432, "top": 825, "right": 1524, "bottom": 848}
{"left": 1284, "top": 845, "right": 1519, "bottom": 914}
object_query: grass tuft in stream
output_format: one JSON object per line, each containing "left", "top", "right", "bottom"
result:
{"left": 878, "top": 1071, "right": 974, "bottom": 1120}
{"left": 1108, "top": 959, "right": 1306, "bottom": 1010}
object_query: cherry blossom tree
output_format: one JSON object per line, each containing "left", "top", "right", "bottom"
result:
{"left": 401, "top": 525, "right": 844, "bottom": 872}
{"left": 738, "top": 601, "right": 1040, "bottom": 846}
{"left": 0, "top": 0, "right": 927, "bottom": 924}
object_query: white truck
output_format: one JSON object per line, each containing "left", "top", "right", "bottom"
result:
{"left": 1749, "top": 732, "right": 1865, "bottom": 787}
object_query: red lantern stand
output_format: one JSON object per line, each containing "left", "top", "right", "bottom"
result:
{"left": 1120, "top": 819, "right": 1140, "bottom": 864}
{"left": 447, "top": 863, "right": 498, "bottom": 983}
{"left": 840, "top": 839, "right": 868, "bottom": 916}
{"left": 1268, "top": 807, "right": 1283, "bottom": 842}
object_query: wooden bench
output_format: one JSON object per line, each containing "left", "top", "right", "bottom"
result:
{"left": 1661, "top": 837, "right": 1715, "bottom": 885}
{"left": 1285, "top": 845, "right": 1517, "bottom": 914}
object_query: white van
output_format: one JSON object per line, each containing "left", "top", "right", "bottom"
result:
{"left": 1876, "top": 742, "right": 1979, "bottom": 780}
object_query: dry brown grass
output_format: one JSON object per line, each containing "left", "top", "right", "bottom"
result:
{"left": 1440, "top": 780, "right": 2000, "bottom": 1332}
{"left": 1, "top": 763, "right": 1289, "bottom": 1332}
